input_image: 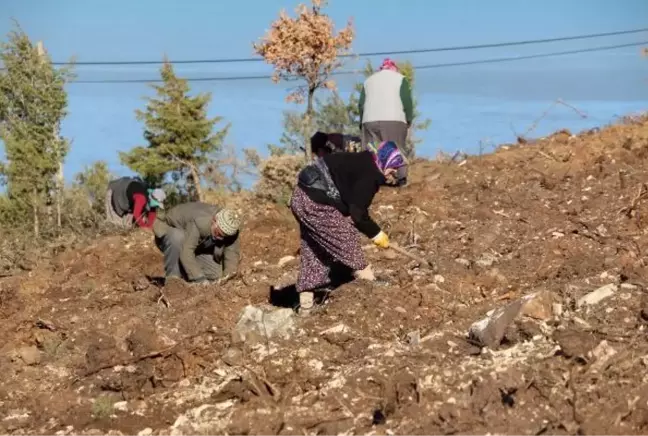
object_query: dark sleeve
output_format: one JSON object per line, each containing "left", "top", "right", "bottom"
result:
{"left": 347, "top": 176, "right": 381, "bottom": 239}
{"left": 400, "top": 77, "right": 414, "bottom": 124}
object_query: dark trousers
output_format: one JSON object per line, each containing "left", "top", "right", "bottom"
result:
{"left": 361, "top": 120, "right": 408, "bottom": 151}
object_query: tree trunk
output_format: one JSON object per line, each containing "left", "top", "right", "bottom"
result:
{"left": 190, "top": 165, "right": 204, "bottom": 202}
{"left": 304, "top": 86, "right": 316, "bottom": 162}
{"left": 56, "top": 162, "right": 63, "bottom": 229}
{"left": 32, "top": 188, "right": 39, "bottom": 238}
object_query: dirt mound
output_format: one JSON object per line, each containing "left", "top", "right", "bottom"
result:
{"left": 3, "top": 115, "right": 648, "bottom": 435}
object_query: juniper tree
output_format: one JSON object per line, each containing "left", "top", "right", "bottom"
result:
{"left": 0, "top": 25, "right": 73, "bottom": 236}
{"left": 119, "top": 61, "right": 230, "bottom": 201}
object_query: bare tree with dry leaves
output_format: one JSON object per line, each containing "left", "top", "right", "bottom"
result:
{"left": 253, "top": 0, "right": 354, "bottom": 160}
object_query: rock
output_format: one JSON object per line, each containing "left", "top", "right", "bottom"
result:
{"left": 132, "top": 278, "right": 149, "bottom": 292}
{"left": 221, "top": 347, "right": 244, "bottom": 366}
{"left": 113, "top": 401, "right": 128, "bottom": 412}
{"left": 137, "top": 428, "right": 153, "bottom": 436}
{"left": 382, "top": 249, "right": 398, "bottom": 260}
{"left": 231, "top": 305, "right": 295, "bottom": 345}
{"left": 320, "top": 324, "right": 349, "bottom": 335}
{"left": 475, "top": 252, "right": 498, "bottom": 268}
{"left": 126, "top": 325, "right": 173, "bottom": 356}
{"left": 552, "top": 303, "right": 563, "bottom": 317}
{"left": 406, "top": 330, "right": 420, "bottom": 346}
{"left": 468, "top": 290, "right": 557, "bottom": 349}
{"left": 395, "top": 306, "right": 407, "bottom": 314}
{"left": 588, "top": 340, "right": 617, "bottom": 372}
{"left": 454, "top": 258, "right": 471, "bottom": 267}
{"left": 553, "top": 329, "right": 599, "bottom": 360}
{"left": 641, "top": 308, "right": 648, "bottom": 322}
{"left": 17, "top": 346, "right": 41, "bottom": 365}
{"left": 487, "top": 268, "right": 507, "bottom": 283}
{"left": 433, "top": 274, "right": 445, "bottom": 284}
{"left": 577, "top": 283, "right": 618, "bottom": 308}
{"left": 277, "top": 255, "right": 295, "bottom": 268}
{"left": 469, "top": 299, "right": 525, "bottom": 349}
{"left": 171, "top": 403, "right": 234, "bottom": 435}
{"left": 621, "top": 283, "right": 638, "bottom": 290}
{"left": 519, "top": 290, "right": 556, "bottom": 320}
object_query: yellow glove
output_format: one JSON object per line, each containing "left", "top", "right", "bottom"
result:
{"left": 372, "top": 231, "right": 390, "bottom": 249}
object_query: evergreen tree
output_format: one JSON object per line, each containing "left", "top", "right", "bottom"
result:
{"left": 119, "top": 61, "right": 230, "bottom": 201}
{"left": 0, "top": 24, "right": 73, "bottom": 237}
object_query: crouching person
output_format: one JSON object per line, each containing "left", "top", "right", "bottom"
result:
{"left": 152, "top": 202, "right": 241, "bottom": 285}
{"left": 106, "top": 176, "right": 166, "bottom": 229}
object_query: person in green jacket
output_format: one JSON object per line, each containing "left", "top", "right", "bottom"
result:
{"left": 359, "top": 58, "right": 413, "bottom": 183}
{"left": 152, "top": 202, "right": 241, "bottom": 284}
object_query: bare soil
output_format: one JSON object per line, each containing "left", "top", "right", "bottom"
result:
{"left": 3, "top": 115, "right": 648, "bottom": 435}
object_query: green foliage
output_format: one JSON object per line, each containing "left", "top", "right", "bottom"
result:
{"left": 271, "top": 59, "right": 430, "bottom": 158}
{"left": 57, "top": 161, "right": 113, "bottom": 232}
{"left": 269, "top": 91, "right": 360, "bottom": 155}
{"left": 119, "top": 61, "right": 230, "bottom": 200}
{"left": 73, "top": 161, "right": 111, "bottom": 214}
{"left": 0, "top": 24, "right": 74, "bottom": 235}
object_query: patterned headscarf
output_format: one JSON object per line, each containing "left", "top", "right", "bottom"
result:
{"left": 379, "top": 58, "right": 399, "bottom": 72}
{"left": 366, "top": 141, "right": 406, "bottom": 173}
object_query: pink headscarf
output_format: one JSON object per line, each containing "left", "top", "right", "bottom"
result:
{"left": 379, "top": 58, "right": 399, "bottom": 72}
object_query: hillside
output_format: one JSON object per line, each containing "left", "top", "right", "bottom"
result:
{"left": 2, "top": 114, "right": 648, "bottom": 435}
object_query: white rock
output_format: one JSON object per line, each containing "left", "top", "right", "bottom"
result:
{"left": 231, "top": 305, "right": 295, "bottom": 344}
{"left": 113, "top": 401, "right": 128, "bottom": 412}
{"left": 137, "top": 429, "right": 153, "bottom": 436}
{"left": 277, "top": 255, "right": 295, "bottom": 268}
{"left": 589, "top": 340, "right": 617, "bottom": 372}
{"left": 454, "top": 258, "right": 471, "bottom": 267}
{"left": 621, "top": 283, "right": 638, "bottom": 290}
{"left": 433, "top": 274, "right": 445, "bottom": 284}
{"left": 320, "top": 324, "right": 349, "bottom": 335}
{"left": 476, "top": 252, "right": 498, "bottom": 268}
{"left": 577, "top": 284, "right": 618, "bottom": 308}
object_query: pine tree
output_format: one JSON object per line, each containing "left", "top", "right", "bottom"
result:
{"left": 0, "top": 24, "right": 73, "bottom": 237}
{"left": 119, "top": 61, "right": 230, "bottom": 201}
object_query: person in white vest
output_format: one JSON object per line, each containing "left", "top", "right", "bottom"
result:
{"left": 359, "top": 58, "right": 414, "bottom": 181}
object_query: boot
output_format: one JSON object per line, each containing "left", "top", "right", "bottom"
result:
{"left": 354, "top": 265, "right": 376, "bottom": 281}
{"left": 298, "top": 291, "right": 315, "bottom": 315}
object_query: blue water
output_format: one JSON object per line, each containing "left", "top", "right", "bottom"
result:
{"left": 2, "top": 61, "right": 647, "bottom": 186}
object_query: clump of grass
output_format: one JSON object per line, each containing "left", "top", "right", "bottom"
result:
{"left": 91, "top": 396, "right": 113, "bottom": 419}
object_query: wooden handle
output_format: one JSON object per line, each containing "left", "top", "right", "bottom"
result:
{"left": 389, "top": 243, "right": 433, "bottom": 268}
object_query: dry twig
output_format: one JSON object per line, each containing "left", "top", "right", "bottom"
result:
{"left": 618, "top": 183, "right": 648, "bottom": 218}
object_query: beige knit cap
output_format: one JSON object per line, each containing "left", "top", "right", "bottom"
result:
{"left": 214, "top": 209, "right": 240, "bottom": 236}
